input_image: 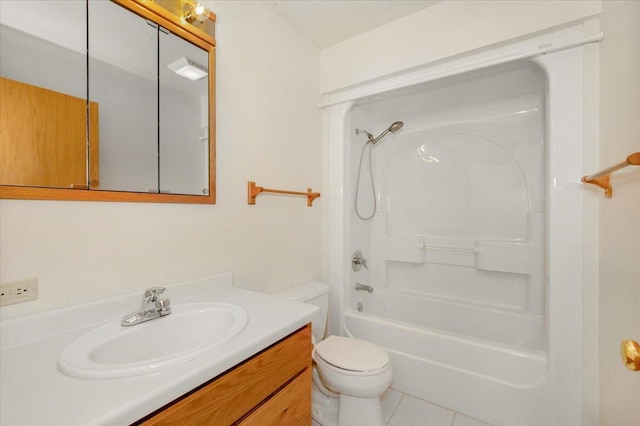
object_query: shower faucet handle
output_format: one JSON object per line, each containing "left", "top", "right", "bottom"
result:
{"left": 352, "top": 250, "right": 368, "bottom": 271}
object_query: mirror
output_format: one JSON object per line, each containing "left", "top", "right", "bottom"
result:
{"left": 0, "top": 1, "right": 88, "bottom": 189}
{"left": 0, "top": 0, "right": 215, "bottom": 203}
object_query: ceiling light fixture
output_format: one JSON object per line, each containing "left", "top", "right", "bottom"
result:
{"left": 167, "top": 57, "right": 208, "bottom": 81}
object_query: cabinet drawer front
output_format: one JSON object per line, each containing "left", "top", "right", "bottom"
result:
{"left": 237, "top": 367, "right": 311, "bottom": 426}
{"left": 139, "top": 324, "right": 312, "bottom": 425}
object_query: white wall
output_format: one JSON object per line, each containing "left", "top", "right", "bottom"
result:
{"left": 0, "top": 1, "right": 322, "bottom": 319}
{"left": 320, "top": 0, "right": 601, "bottom": 94}
{"left": 598, "top": 1, "right": 640, "bottom": 424}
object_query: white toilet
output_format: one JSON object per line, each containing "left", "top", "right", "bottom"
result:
{"left": 275, "top": 282, "right": 392, "bottom": 426}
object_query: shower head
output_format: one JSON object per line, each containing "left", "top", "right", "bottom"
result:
{"left": 388, "top": 121, "right": 404, "bottom": 133}
{"left": 369, "top": 121, "right": 404, "bottom": 145}
{"left": 362, "top": 120, "right": 404, "bottom": 144}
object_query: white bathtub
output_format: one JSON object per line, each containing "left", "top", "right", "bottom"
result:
{"left": 351, "top": 289, "right": 545, "bottom": 351}
{"left": 344, "top": 292, "right": 548, "bottom": 425}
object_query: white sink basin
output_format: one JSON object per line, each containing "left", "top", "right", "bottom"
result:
{"left": 58, "top": 303, "right": 248, "bottom": 379}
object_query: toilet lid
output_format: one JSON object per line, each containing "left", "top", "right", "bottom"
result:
{"left": 315, "top": 336, "right": 389, "bottom": 372}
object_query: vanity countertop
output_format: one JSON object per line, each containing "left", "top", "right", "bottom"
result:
{"left": 0, "top": 273, "right": 318, "bottom": 426}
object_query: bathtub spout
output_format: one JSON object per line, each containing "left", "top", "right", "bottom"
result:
{"left": 355, "top": 283, "right": 373, "bottom": 293}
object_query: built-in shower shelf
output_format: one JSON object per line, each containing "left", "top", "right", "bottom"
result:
{"left": 247, "top": 181, "right": 321, "bottom": 206}
{"left": 582, "top": 152, "right": 640, "bottom": 198}
{"left": 377, "top": 234, "right": 534, "bottom": 275}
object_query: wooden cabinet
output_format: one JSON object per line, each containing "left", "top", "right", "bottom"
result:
{"left": 137, "top": 324, "right": 312, "bottom": 426}
{"left": 0, "top": 77, "right": 99, "bottom": 189}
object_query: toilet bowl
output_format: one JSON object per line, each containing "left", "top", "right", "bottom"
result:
{"left": 274, "top": 282, "right": 392, "bottom": 426}
{"left": 314, "top": 335, "right": 392, "bottom": 426}
{"left": 311, "top": 368, "right": 340, "bottom": 426}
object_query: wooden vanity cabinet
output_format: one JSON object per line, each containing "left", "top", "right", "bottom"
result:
{"left": 137, "top": 324, "right": 312, "bottom": 426}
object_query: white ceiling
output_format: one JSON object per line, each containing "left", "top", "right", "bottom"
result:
{"left": 267, "top": 1, "right": 442, "bottom": 50}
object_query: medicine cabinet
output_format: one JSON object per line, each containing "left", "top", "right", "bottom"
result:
{"left": 0, "top": 0, "right": 216, "bottom": 203}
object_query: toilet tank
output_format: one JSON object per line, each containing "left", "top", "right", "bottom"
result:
{"left": 273, "top": 281, "right": 329, "bottom": 341}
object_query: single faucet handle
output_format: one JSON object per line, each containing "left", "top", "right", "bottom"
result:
{"left": 352, "top": 250, "right": 368, "bottom": 271}
{"left": 143, "top": 286, "right": 166, "bottom": 302}
{"left": 156, "top": 298, "right": 171, "bottom": 315}
{"left": 156, "top": 298, "right": 170, "bottom": 308}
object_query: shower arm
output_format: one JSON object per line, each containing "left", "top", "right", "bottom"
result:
{"left": 355, "top": 121, "right": 404, "bottom": 145}
{"left": 355, "top": 128, "right": 375, "bottom": 143}
{"left": 370, "top": 128, "right": 393, "bottom": 144}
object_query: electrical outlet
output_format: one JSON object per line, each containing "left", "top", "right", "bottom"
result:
{"left": 0, "top": 279, "right": 38, "bottom": 306}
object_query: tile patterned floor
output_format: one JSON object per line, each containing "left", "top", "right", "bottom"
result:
{"left": 381, "top": 389, "right": 492, "bottom": 426}
{"left": 311, "top": 388, "right": 493, "bottom": 426}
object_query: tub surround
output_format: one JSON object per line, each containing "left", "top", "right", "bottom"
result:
{"left": 326, "top": 23, "right": 589, "bottom": 425}
{"left": 344, "top": 60, "right": 548, "bottom": 425}
{"left": 0, "top": 272, "right": 318, "bottom": 425}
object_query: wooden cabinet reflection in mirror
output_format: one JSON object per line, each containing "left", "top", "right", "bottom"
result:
{"left": 0, "top": 0, "right": 216, "bottom": 204}
{"left": 0, "top": 77, "right": 100, "bottom": 190}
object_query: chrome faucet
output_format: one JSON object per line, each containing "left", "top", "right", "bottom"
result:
{"left": 355, "top": 283, "right": 374, "bottom": 293}
{"left": 121, "top": 287, "right": 171, "bottom": 327}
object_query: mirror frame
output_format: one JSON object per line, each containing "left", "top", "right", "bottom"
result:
{"left": 0, "top": 0, "right": 216, "bottom": 204}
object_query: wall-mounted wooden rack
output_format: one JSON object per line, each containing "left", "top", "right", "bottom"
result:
{"left": 581, "top": 152, "right": 640, "bottom": 198}
{"left": 248, "top": 181, "right": 321, "bottom": 206}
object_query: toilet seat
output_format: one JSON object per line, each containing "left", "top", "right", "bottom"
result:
{"left": 315, "top": 352, "right": 390, "bottom": 378}
{"left": 315, "top": 335, "right": 389, "bottom": 374}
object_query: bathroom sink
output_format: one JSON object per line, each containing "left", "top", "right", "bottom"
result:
{"left": 58, "top": 303, "right": 248, "bottom": 379}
